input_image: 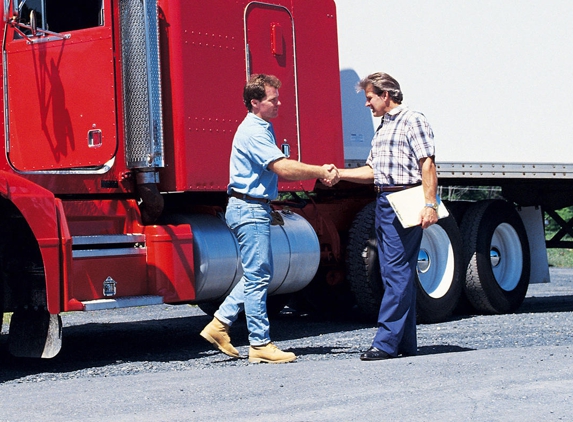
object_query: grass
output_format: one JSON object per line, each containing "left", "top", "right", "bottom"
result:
{"left": 547, "top": 248, "right": 573, "bottom": 268}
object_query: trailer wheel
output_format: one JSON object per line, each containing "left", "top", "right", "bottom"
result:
{"left": 346, "top": 201, "right": 462, "bottom": 323}
{"left": 416, "top": 214, "right": 463, "bottom": 323}
{"left": 460, "top": 200, "right": 530, "bottom": 314}
{"left": 443, "top": 200, "right": 477, "bottom": 315}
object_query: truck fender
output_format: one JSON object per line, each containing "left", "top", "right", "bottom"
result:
{"left": 0, "top": 171, "right": 62, "bottom": 314}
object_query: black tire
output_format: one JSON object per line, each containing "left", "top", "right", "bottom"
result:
{"left": 346, "top": 201, "right": 463, "bottom": 323}
{"left": 444, "top": 200, "right": 478, "bottom": 315}
{"left": 416, "top": 213, "right": 464, "bottom": 323}
{"left": 346, "top": 202, "right": 383, "bottom": 318}
{"left": 460, "top": 200, "right": 530, "bottom": 314}
{"left": 443, "top": 200, "right": 472, "bottom": 226}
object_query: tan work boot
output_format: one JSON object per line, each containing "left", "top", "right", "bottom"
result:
{"left": 248, "top": 343, "right": 296, "bottom": 363}
{"left": 200, "top": 317, "right": 240, "bottom": 358}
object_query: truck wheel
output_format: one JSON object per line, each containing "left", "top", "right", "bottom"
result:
{"left": 460, "top": 200, "right": 530, "bottom": 314}
{"left": 416, "top": 214, "right": 463, "bottom": 323}
{"left": 346, "top": 202, "right": 384, "bottom": 318}
{"left": 443, "top": 200, "right": 472, "bottom": 226}
{"left": 443, "top": 200, "right": 477, "bottom": 315}
{"left": 346, "top": 201, "right": 462, "bottom": 323}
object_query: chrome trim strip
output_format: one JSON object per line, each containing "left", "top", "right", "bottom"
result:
{"left": 437, "top": 162, "right": 573, "bottom": 179}
{"left": 72, "top": 247, "right": 146, "bottom": 259}
{"left": 72, "top": 234, "right": 146, "bottom": 246}
{"left": 81, "top": 295, "right": 163, "bottom": 311}
{"left": 13, "top": 157, "right": 115, "bottom": 175}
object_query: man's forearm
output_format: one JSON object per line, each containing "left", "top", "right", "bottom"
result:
{"left": 269, "top": 158, "right": 330, "bottom": 181}
{"left": 420, "top": 157, "right": 438, "bottom": 203}
{"left": 338, "top": 165, "right": 374, "bottom": 184}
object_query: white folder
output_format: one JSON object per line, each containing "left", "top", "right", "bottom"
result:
{"left": 386, "top": 185, "right": 449, "bottom": 228}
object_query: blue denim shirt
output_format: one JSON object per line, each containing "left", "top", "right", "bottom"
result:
{"left": 227, "top": 113, "right": 285, "bottom": 199}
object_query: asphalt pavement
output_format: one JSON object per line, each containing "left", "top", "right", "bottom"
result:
{"left": 1, "top": 268, "right": 573, "bottom": 421}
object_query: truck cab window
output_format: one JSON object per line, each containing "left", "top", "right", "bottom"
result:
{"left": 19, "top": 0, "right": 46, "bottom": 31}
{"left": 46, "top": 0, "right": 103, "bottom": 32}
{"left": 16, "top": 0, "right": 103, "bottom": 35}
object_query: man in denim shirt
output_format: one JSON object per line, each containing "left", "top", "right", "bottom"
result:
{"left": 201, "top": 74, "right": 338, "bottom": 363}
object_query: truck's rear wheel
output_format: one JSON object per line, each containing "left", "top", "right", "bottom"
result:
{"left": 416, "top": 214, "right": 463, "bottom": 323}
{"left": 346, "top": 201, "right": 462, "bottom": 323}
{"left": 460, "top": 200, "right": 530, "bottom": 314}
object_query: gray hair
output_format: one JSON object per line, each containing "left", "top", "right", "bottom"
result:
{"left": 357, "top": 72, "right": 403, "bottom": 104}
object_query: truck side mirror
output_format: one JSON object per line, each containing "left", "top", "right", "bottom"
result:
{"left": 29, "top": 8, "right": 36, "bottom": 36}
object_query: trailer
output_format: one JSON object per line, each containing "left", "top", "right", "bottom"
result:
{"left": 334, "top": 0, "right": 573, "bottom": 320}
{"left": 1, "top": 0, "right": 571, "bottom": 360}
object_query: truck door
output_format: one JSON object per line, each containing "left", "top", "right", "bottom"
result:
{"left": 3, "top": 0, "right": 117, "bottom": 172}
{"left": 245, "top": 3, "right": 299, "bottom": 162}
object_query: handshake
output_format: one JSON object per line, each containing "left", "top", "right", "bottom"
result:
{"left": 320, "top": 164, "right": 340, "bottom": 187}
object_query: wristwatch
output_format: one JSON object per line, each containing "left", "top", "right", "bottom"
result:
{"left": 425, "top": 203, "right": 439, "bottom": 211}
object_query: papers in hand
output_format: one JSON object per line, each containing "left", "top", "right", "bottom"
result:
{"left": 386, "top": 185, "right": 449, "bottom": 228}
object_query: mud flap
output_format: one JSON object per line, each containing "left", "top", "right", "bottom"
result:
{"left": 8, "top": 309, "right": 63, "bottom": 358}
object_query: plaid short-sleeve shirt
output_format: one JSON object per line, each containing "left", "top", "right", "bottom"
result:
{"left": 366, "top": 105, "right": 435, "bottom": 186}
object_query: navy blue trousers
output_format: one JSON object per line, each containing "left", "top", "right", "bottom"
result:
{"left": 372, "top": 192, "right": 423, "bottom": 357}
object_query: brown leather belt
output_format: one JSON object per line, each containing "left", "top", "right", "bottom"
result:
{"left": 374, "top": 183, "right": 420, "bottom": 193}
{"left": 229, "top": 190, "right": 271, "bottom": 204}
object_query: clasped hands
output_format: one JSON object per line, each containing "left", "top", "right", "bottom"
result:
{"left": 320, "top": 164, "right": 340, "bottom": 187}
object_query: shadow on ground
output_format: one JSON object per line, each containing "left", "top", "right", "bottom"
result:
{"left": 1, "top": 291, "right": 571, "bottom": 382}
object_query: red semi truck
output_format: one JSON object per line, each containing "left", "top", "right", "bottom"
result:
{"left": 2, "top": 0, "right": 570, "bottom": 360}
{"left": 0, "top": 0, "right": 365, "bottom": 358}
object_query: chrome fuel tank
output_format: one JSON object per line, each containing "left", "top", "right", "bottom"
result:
{"left": 174, "top": 211, "right": 320, "bottom": 302}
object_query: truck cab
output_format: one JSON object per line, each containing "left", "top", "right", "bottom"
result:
{"left": 0, "top": 0, "right": 344, "bottom": 358}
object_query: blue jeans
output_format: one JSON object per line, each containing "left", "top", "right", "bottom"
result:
{"left": 215, "top": 196, "right": 273, "bottom": 346}
{"left": 372, "top": 192, "right": 423, "bottom": 357}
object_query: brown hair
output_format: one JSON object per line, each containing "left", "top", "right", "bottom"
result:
{"left": 243, "top": 74, "right": 282, "bottom": 111}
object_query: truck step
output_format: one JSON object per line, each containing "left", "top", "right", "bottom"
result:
{"left": 72, "top": 234, "right": 146, "bottom": 258}
{"left": 81, "top": 295, "right": 163, "bottom": 311}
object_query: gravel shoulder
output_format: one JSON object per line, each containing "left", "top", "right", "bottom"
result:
{"left": 1, "top": 268, "right": 573, "bottom": 421}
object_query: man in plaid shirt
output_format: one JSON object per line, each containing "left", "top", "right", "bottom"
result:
{"left": 337, "top": 72, "right": 439, "bottom": 361}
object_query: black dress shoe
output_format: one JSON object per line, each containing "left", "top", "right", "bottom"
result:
{"left": 360, "top": 346, "right": 393, "bottom": 361}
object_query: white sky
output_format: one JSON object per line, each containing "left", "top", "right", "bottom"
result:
{"left": 335, "top": 0, "right": 573, "bottom": 163}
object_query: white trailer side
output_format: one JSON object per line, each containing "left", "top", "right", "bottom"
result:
{"left": 335, "top": 0, "right": 573, "bottom": 317}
